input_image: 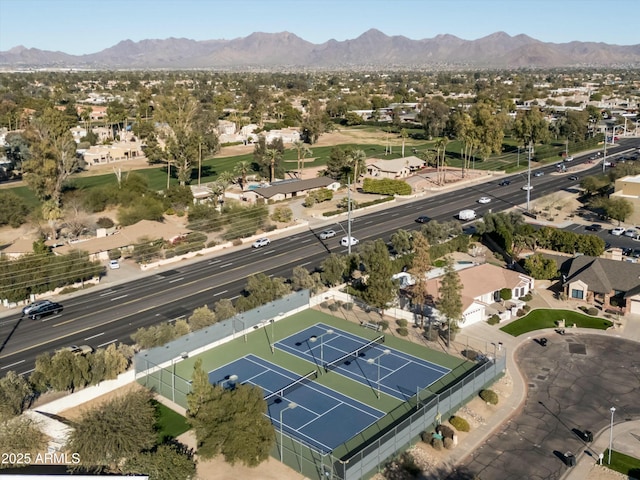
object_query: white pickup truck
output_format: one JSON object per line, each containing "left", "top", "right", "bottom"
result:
{"left": 458, "top": 209, "right": 477, "bottom": 221}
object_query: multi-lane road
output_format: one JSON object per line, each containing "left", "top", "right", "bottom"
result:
{"left": 1, "top": 139, "right": 638, "bottom": 375}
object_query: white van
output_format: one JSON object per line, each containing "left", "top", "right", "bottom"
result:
{"left": 458, "top": 209, "right": 477, "bottom": 221}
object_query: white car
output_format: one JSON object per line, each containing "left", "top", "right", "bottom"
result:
{"left": 252, "top": 237, "right": 271, "bottom": 248}
{"left": 610, "top": 227, "right": 626, "bottom": 236}
{"left": 624, "top": 229, "right": 639, "bottom": 239}
{"left": 564, "top": 156, "right": 574, "bottom": 162}
{"left": 477, "top": 197, "right": 491, "bottom": 204}
{"left": 319, "top": 229, "right": 336, "bottom": 240}
{"left": 109, "top": 259, "right": 120, "bottom": 270}
{"left": 340, "top": 236, "right": 359, "bottom": 247}
{"left": 522, "top": 184, "right": 533, "bottom": 191}
{"left": 534, "top": 171, "right": 544, "bottom": 177}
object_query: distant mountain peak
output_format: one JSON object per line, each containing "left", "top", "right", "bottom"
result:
{"left": 1, "top": 30, "right": 638, "bottom": 69}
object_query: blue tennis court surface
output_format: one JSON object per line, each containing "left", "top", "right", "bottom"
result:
{"left": 275, "top": 323, "right": 450, "bottom": 400}
{"left": 208, "top": 354, "right": 384, "bottom": 454}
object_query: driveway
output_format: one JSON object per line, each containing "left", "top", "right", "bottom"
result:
{"left": 458, "top": 333, "right": 640, "bottom": 480}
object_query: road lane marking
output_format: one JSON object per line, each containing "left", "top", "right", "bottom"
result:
{"left": 84, "top": 332, "right": 104, "bottom": 341}
{"left": 100, "top": 290, "right": 117, "bottom": 296}
{"left": 214, "top": 290, "right": 228, "bottom": 296}
{"left": 97, "top": 339, "right": 117, "bottom": 348}
{"left": 220, "top": 263, "right": 233, "bottom": 268}
{"left": 168, "top": 277, "right": 184, "bottom": 284}
{"left": 1, "top": 360, "right": 25, "bottom": 370}
{"left": 19, "top": 368, "right": 35, "bottom": 376}
{"left": 110, "top": 295, "right": 129, "bottom": 301}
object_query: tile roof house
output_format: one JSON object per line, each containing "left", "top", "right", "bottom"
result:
{"left": 53, "top": 219, "right": 190, "bottom": 262}
{"left": 245, "top": 177, "right": 340, "bottom": 202}
{"left": 421, "top": 263, "right": 534, "bottom": 327}
{"left": 560, "top": 255, "right": 640, "bottom": 315}
{"left": 366, "top": 156, "right": 425, "bottom": 179}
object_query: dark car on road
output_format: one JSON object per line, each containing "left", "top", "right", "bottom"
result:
{"left": 27, "top": 301, "right": 63, "bottom": 320}
{"left": 415, "top": 215, "right": 431, "bottom": 224}
{"left": 569, "top": 175, "right": 579, "bottom": 181}
{"left": 585, "top": 224, "right": 602, "bottom": 232}
{"left": 498, "top": 180, "right": 511, "bottom": 186}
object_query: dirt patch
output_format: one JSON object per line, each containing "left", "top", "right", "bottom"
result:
{"left": 56, "top": 382, "right": 146, "bottom": 423}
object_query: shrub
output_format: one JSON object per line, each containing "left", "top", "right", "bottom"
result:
{"left": 449, "top": 416, "right": 470, "bottom": 432}
{"left": 523, "top": 304, "right": 531, "bottom": 312}
{"left": 516, "top": 308, "right": 526, "bottom": 317}
{"left": 377, "top": 320, "right": 389, "bottom": 331}
{"left": 437, "top": 424, "right": 454, "bottom": 439}
{"left": 96, "top": 217, "right": 115, "bottom": 229}
{"left": 487, "top": 314, "right": 501, "bottom": 325}
{"left": 423, "top": 327, "right": 439, "bottom": 341}
{"left": 186, "top": 232, "right": 207, "bottom": 244}
{"left": 342, "top": 302, "right": 353, "bottom": 311}
{"left": 521, "top": 292, "right": 533, "bottom": 302}
{"left": 362, "top": 178, "right": 412, "bottom": 195}
{"left": 396, "top": 327, "right": 409, "bottom": 336}
{"left": 206, "top": 240, "right": 218, "bottom": 248}
{"left": 480, "top": 389, "right": 499, "bottom": 405}
{"left": 270, "top": 206, "right": 293, "bottom": 223}
{"left": 443, "top": 437, "right": 454, "bottom": 449}
{"left": 499, "top": 288, "right": 512, "bottom": 301}
{"left": 420, "top": 431, "right": 431, "bottom": 443}
{"left": 320, "top": 301, "right": 329, "bottom": 309}
{"left": 165, "top": 250, "right": 176, "bottom": 259}
{"left": 431, "top": 437, "right": 443, "bottom": 451}
{"left": 232, "top": 238, "right": 243, "bottom": 246}
{"left": 108, "top": 249, "right": 121, "bottom": 260}
{"left": 587, "top": 307, "right": 599, "bottom": 316}
{"left": 396, "top": 318, "right": 408, "bottom": 328}
{"left": 328, "top": 302, "right": 340, "bottom": 311}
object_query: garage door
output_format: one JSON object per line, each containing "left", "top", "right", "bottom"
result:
{"left": 629, "top": 299, "right": 640, "bottom": 314}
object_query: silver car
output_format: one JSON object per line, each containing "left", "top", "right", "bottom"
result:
{"left": 319, "top": 229, "right": 336, "bottom": 240}
{"left": 22, "top": 300, "right": 53, "bottom": 316}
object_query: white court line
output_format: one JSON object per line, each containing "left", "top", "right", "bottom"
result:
{"left": 1, "top": 359, "right": 25, "bottom": 370}
{"left": 84, "top": 332, "right": 104, "bottom": 341}
{"left": 97, "top": 339, "right": 117, "bottom": 348}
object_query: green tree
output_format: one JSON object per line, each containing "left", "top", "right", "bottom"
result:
{"left": 22, "top": 108, "right": 78, "bottom": 206}
{"left": 233, "top": 160, "right": 253, "bottom": 189}
{"left": 68, "top": 389, "right": 157, "bottom": 472}
{"left": 604, "top": 197, "right": 633, "bottom": 225}
{"left": 235, "top": 273, "right": 291, "bottom": 312}
{"left": 437, "top": 256, "right": 463, "bottom": 346}
{"left": 391, "top": 229, "right": 412, "bottom": 256}
{"left": 123, "top": 442, "right": 196, "bottom": 480}
{"left": 409, "top": 232, "right": 431, "bottom": 327}
{"left": 320, "top": 253, "right": 346, "bottom": 286}
{"left": 360, "top": 239, "right": 397, "bottom": 313}
{"left": 523, "top": 253, "right": 558, "bottom": 280}
{"left": 0, "top": 191, "right": 30, "bottom": 227}
{"left": 0, "top": 416, "right": 47, "bottom": 468}
{"left": 512, "top": 106, "right": 550, "bottom": 149}
{"left": 188, "top": 305, "right": 217, "bottom": 331}
{"left": 187, "top": 360, "right": 274, "bottom": 466}
{"left": 213, "top": 298, "right": 236, "bottom": 321}
{"left": 0, "top": 371, "right": 34, "bottom": 420}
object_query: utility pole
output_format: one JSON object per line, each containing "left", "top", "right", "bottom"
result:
{"left": 198, "top": 143, "right": 202, "bottom": 186}
{"left": 347, "top": 176, "right": 353, "bottom": 254}
{"left": 526, "top": 142, "right": 532, "bottom": 212}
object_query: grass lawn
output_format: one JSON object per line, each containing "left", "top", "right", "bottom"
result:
{"left": 603, "top": 449, "right": 640, "bottom": 478}
{"left": 154, "top": 400, "right": 190, "bottom": 442}
{"left": 500, "top": 309, "right": 613, "bottom": 336}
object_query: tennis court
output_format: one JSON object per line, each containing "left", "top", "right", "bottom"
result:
{"left": 274, "top": 323, "right": 450, "bottom": 400}
{"left": 208, "top": 354, "right": 384, "bottom": 454}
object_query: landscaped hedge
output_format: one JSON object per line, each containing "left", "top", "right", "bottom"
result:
{"left": 480, "top": 389, "right": 499, "bottom": 405}
{"left": 322, "top": 195, "right": 393, "bottom": 217}
{"left": 362, "top": 178, "right": 412, "bottom": 195}
{"left": 449, "top": 416, "right": 470, "bottom": 432}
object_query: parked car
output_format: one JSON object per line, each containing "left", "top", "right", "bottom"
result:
{"left": 624, "top": 228, "right": 639, "bottom": 239}
{"left": 534, "top": 171, "right": 544, "bottom": 177}
{"left": 252, "top": 237, "right": 271, "bottom": 248}
{"left": 22, "top": 299, "right": 53, "bottom": 317}
{"left": 319, "top": 229, "right": 336, "bottom": 240}
{"left": 568, "top": 175, "right": 579, "bottom": 181}
{"left": 477, "top": 197, "right": 491, "bottom": 204}
{"left": 340, "top": 236, "right": 359, "bottom": 247}
{"left": 585, "top": 224, "right": 602, "bottom": 232}
{"left": 415, "top": 215, "right": 431, "bottom": 224}
{"left": 498, "top": 180, "right": 511, "bottom": 186}
{"left": 109, "top": 259, "right": 120, "bottom": 269}
{"left": 610, "top": 227, "right": 626, "bottom": 236}
{"left": 27, "top": 301, "right": 63, "bottom": 320}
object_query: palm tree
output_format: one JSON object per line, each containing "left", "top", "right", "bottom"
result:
{"left": 349, "top": 149, "right": 367, "bottom": 190}
{"left": 400, "top": 128, "right": 408, "bottom": 157}
{"left": 233, "top": 161, "right": 251, "bottom": 189}
{"left": 265, "top": 148, "right": 282, "bottom": 182}
{"left": 292, "top": 140, "right": 312, "bottom": 178}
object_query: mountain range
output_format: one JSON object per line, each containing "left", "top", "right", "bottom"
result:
{"left": 2, "top": 29, "right": 639, "bottom": 70}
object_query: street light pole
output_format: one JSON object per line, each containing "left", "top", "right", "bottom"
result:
{"left": 608, "top": 406, "right": 616, "bottom": 464}
{"left": 280, "top": 402, "right": 297, "bottom": 463}
{"left": 310, "top": 329, "right": 334, "bottom": 370}
{"left": 366, "top": 349, "right": 391, "bottom": 399}
{"left": 526, "top": 142, "right": 532, "bottom": 212}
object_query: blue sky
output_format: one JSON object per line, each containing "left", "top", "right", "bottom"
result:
{"left": 1, "top": 0, "right": 639, "bottom": 55}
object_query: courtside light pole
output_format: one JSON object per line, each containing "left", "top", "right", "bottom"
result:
{"left": 309, "top": 329, "right": 334, "bottom": 371}
{"left": 280, "top": 402, "right": 297, "bottom": 462}
{"left": 367, "top": 349, "right": 391, "bottom": 399}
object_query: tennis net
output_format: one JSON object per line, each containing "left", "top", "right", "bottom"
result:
{"left": 324, "top": 335, "right": 385, "bottom": 373}
{"left": 263, "top": 370, "right": 318, "bottom": 404}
